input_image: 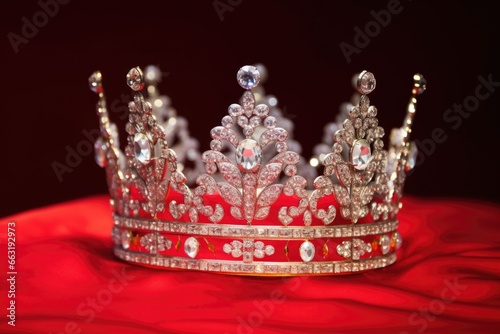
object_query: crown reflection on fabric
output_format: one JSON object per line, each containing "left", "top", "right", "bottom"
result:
{"left": 89, "top": 65, "right": 426, "bottom": 276}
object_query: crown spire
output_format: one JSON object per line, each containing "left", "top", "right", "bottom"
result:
{"left": 400, "top": 73, "right": 427, "bottom": 150}
{"left": 372, "top": 73, "right": 427, "bottom": 221}
{"left": 386, "top": 73, "right": 427, "bottom": 206}
{"left": 88, "top": 71, "right": 123, "bottom": 199}
{"left": 142, "top": 65, "right": 204, "bottom": 185}
{"left": 89, "top": 71, "right": 117, "bottom": 147}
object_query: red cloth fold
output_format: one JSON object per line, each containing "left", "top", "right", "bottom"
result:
{"left": 1, "top": 196, "right": 499, "bottom": 333}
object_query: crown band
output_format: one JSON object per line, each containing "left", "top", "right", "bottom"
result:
{"left": 114, "top": 248, "right": 397, "bottom": 276}
{"left": 112, "top": 215, "right": 399, "bottom": 275}
{"left": 113, "top": 215, "right": 398, "bottom": 239}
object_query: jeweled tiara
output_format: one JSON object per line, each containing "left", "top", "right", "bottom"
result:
{"left": 89, "top": 64, "right": 426, "bottom": 276}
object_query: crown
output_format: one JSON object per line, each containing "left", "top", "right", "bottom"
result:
{"left": 89, "top": 64, "right": 426, "bottom": 276}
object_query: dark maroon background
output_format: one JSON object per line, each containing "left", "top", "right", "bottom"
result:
{"left": 1, "top": 0, "right": 498, "bottom": 217}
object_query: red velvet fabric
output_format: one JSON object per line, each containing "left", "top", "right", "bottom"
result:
{"left": 1, "top": 196, "right": 499, "bottom": 333}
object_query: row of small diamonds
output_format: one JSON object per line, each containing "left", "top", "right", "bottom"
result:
{"left": 113, "top": 215, "right": 398, "bottom": 239}
{"left": 115, "top": 247, "right": 397, "bottom": 275}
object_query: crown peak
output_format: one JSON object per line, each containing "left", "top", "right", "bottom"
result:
{"left": 127, "top": 66, "right": 145, "bottom": 91}
{"left": 356, "top": 70, "right": 376, "bottom": 95}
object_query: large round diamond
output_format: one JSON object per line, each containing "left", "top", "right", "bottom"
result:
{"left": 237, "top": 65, "right": 261, "bottom": 90}
{"left": 380, "top": 235, "right": 391, "bottom": 255}
{"left": 357, "top": 71, "right": 376, "bottom": 95}
{"left": 299, "top": 240, "right": 315, "bottom": 262}
{"left": 351, "top": 139, "right": 371, "bottom": 170}
{"left": 133, "top": 133, "right": 153, "bottom": 164}
{"left": 236, "top": 139, "right": 262, "bottom": 172}
{"left": 126, "top": 67, "right": 144, "bottom": 91}
{"left": 184, "top": 237, "right": 200, "bottom": 259}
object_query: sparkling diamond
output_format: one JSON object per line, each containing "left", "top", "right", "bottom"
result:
{"left": 336, "top": 241, "right": 351, "bottom": 258}
{"left": 121, "top": 230, "right": 132, "bottom": 250}
{"left": 357, "top": 71, "right": 376, "bottom": 95}
{"left": 236, "top": 139, "right": 262, "bottom": 171}
{"left": 299, "top": 240, "right": 315, "bottom": 262}
{"left": 412, "top": 74, "right": 427, "bottom": 96}
{"left": 393, "top": 232, "right": 403, "bottom": 250}
{"left": 351, "top": 139, "right": 371, "bottom": 170}
{"left": 221, "top": 115, "right": 234, "bottom": 128}
{"left": 88, "top": 71, "right": 102, "bottom": 93}
{"left": 237, "top": 65, "right": 261, "bottom": 90}
{"left": 276, "top": 142, "right": 287, "bottom": 152}
{"left": 210, "top": 140, "right": 223, "bottom": 151}
{"left": 134, "top": 133, "right": 153, "bottom": 164}
{"left": 380, "top": 235, "right": 391, "bottom": 255}
{"left": 406, "top": 142, "right": 418, "bottom": 171}
{"left": 144, "top": 65, "right": 162, "bottom": 84}
{"left": 158, "top": 235, "right": 172, "bottom": 252}
{"left": 264, "top": 245, "right": 275, "bottom": 256}
{"left": 112, "top": 226, "right": 121, "bottom": 245}
{"left": 184, "top": 237, "right": 200, "bottom": 258}
{"left": 109, "top": 123, "right": 119, "bottom": 144}
{"left": 94, "top": 137, "right": 107, "bottom": 167}
{"left": 264, "top": 116, "right": 277, "bottom": 129}
{"left": 390, "top": 128, "right": 404, "bottom": 146}
{"left": 126, "top": 67, "right": 144, "bottom": 91}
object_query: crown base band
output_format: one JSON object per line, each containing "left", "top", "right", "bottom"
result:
{"left": 115, "top": 247, "right": 397, "bottom": 276}
{"left": 112, "top": 215, "right": 400, "bottom": 272}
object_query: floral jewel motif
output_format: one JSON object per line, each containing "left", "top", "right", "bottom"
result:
{"left": 198, "top": 65, "right": 311, "bottom": 225}
{"left": 144, "top": 65, "right": 204, "bottom": 186}
{"left": 140, "top": 233, "right": 172, "bottom": 254}
{"left": 223, "top": 239, "right": 275, "bottom": 263}
{"left": 336, "top": 238, "right": 372, "bottom": 260}
{"left": 311, "top": 71, "right": 385, "bottom": 224}
{"left": 123, "top": 67, "right": 179, "bottom": 218}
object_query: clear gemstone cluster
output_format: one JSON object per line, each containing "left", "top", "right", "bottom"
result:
{"left": 223, "top": 240, "right": 275, "bottom": 263}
